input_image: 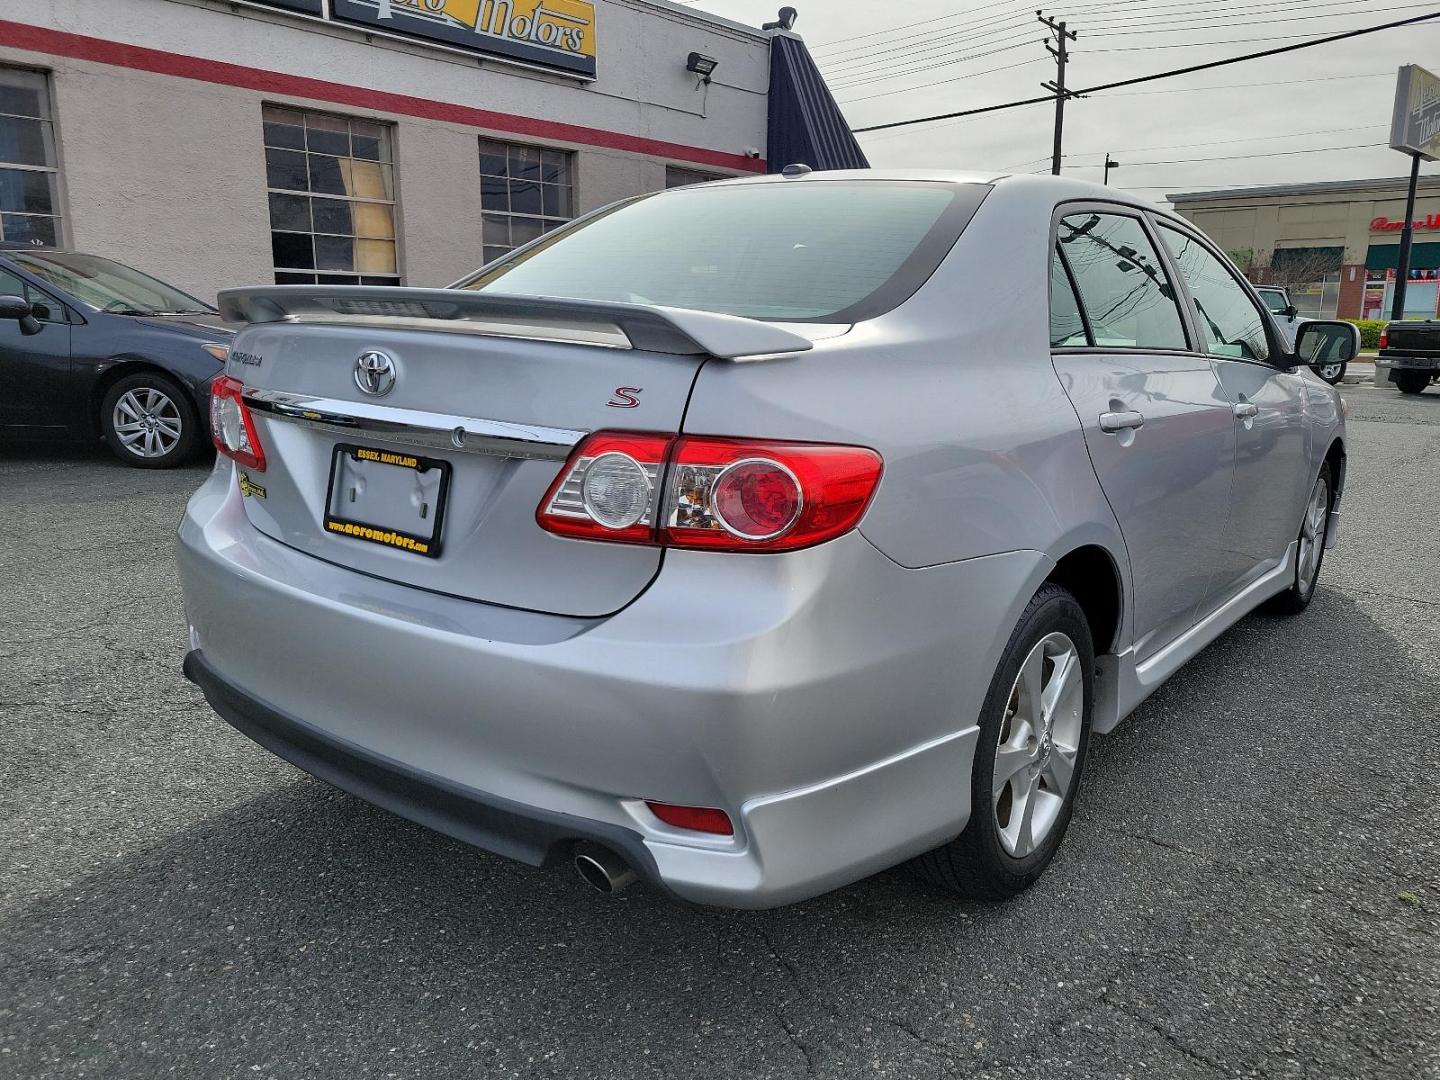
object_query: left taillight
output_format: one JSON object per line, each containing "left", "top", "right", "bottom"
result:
{"left": 537, "top": 432, "right": 882, "bottom": 553}
{"left": 209, "top": 375, "right": 266, "bottom": 472}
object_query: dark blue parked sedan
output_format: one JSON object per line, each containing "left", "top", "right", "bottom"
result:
{"left": 0, "top": 244, "right": 232, "bottom": 468}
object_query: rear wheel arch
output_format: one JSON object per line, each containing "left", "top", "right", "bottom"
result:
{"left": 1045, "top": 545, "right": 1124, "bottom": 655}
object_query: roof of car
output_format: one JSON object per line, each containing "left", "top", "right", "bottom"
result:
{"left": 703, "top": 168, "right": 1164, "bottom": 208}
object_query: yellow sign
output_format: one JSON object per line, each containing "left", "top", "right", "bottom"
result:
{"left": 332, "top": 0, "right": 597, "bottom": 76}
{"left": 237, "top": 472, "right": 267, "bottom": 499}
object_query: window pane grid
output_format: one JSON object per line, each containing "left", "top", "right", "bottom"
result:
{"left": 478, "top": 137, "right": 573, "bottom": 261}
{"left": 264, "top": 106, "right": 398, "bottom": 284}
{"left": 0, "top": 67, "right": 60, "bottom": 246}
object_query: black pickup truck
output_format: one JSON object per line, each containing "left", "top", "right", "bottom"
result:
{"left": 1381, "top": 322, "right": 1440, "bottom": 395}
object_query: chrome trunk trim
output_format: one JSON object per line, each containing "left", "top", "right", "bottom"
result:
{"left": 241, "top": 388, "right": 585, "bottom": 461}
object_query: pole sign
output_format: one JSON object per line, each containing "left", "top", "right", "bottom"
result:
{"left": 331, "top": 1, "right": 597, "bottom": 77}
{"left": 1390, "top": 64, "right": 1440, "bottom": 161}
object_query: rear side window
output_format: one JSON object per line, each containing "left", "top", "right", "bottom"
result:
{"left": 1050, "top": 246, "right": 1087, "bottom": 346}
{"left": 456, "top": 181, "right": 989, "bottom": 323}
{"left": 1158, "top": 224, "right": 1270, "bottom": 362}
{"left": 1057, "top": 212, "right": 1188, "bottom": 351}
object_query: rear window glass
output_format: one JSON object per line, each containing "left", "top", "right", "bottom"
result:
{"left": 455, "top": 181, "right": 989, "bottom": 323}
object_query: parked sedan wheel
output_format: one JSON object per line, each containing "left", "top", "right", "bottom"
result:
{"left": 1266, "top": 463, "right": 1331, "bottom": 616}
{"left": 913, "top": 584, "right": 1094, "bottom": 901}
{"left": 1315, "top": 361, "right": 1346, "bottom": 385}
{"left": 100, "top": 372, "right": 198, "bottom": 469}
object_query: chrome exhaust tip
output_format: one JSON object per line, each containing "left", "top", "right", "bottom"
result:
{"left": 573, "top": 844, "right": 638, "bottom": 896}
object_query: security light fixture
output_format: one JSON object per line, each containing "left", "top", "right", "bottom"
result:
{"left": 686, "top": 52, "right": 718, "bottom": 83}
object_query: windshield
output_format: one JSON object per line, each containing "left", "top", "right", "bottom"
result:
{"left": 1257, "top": 289, "right": 1288, "bottom": 314}
{"left": 455, "top": 180, "right": 988, "bottom": 322}
{"left": 8, "top": 252, "right": 214, "bottom": 315}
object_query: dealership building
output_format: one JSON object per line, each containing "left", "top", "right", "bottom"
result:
{"left": 0, "top": 0, "right": 862, "bottom": 303}
{"left": 1170, "top": 174, "right": 1440, "bottom": 321}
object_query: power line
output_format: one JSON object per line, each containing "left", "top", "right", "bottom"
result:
{"left": 836, "top": 58, "right": 1043, "bottom": 105}
{"left": 825, "top": 26, "right": 1037, "bottom": 84}
{"left": 1086, "top": 0, "right": 1440, "bottom": 38}
{"left": 1086, "top": 141, "right": 1386, "bottom": 168}
{"left": 1105, "top": 69, "right": 1389, "bottom": 97}
{"left": 1067, "top": 123, "right": 1384, "bottom": 158}
{"left": 818, "top": 12, "right": 1034, "bottom": 69}
{"left": 851, "top": 10, "right": 1440, "bottom": 134}
{"left": 809, "top": 1, "right": 1034, "bottom": 53}
{"left": 830, "top": 37, "right": 1040, "bottom": 91}
{"left": 1080, "top": 0, "right": 1415, "bottom": 33}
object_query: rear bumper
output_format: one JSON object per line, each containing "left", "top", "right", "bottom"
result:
{"left": 182, "top": 649, "right": 672, "bottom": 891}
{"left": 1380, "top": 351, "right": 1440, "bottom": 372}
{"left": 178, "top": 460, "right": 1046, "bottom": 907}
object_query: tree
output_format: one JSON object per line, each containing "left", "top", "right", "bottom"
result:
{"left": 1250, "top": 247, "right": 1343, "bottom": 292}
{"left": 1226, "top": 248, "right": 1256, "bottom": 275}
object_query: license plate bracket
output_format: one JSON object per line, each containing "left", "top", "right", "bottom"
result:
{"left": 323, "top": 443, "right": 451, "bottom": 558}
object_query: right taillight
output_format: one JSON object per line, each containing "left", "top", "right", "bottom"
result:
{"left": 537, "top": 432, "right": 882, "bottom": 553}
{"left": 209, "top": 375, "right": 266, "bottom": 471}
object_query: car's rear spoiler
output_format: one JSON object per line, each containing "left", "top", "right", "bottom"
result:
{"left": 216, "top": 286, "right": 815, "bottom": 360}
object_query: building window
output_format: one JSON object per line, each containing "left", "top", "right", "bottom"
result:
{"left": 263, "top": 106, "right": 399, "bottom": 285}
{"left": 0, "top": 67, "right": 62, "bottom": 247}
{"left": 479, "top": 138, "right": 573, "bottom": 265}
{"left": 665, "top": 166, "right": 723, "bottom": 188}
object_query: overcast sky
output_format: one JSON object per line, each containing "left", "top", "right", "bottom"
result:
{"left": 679, "top": 0, "right": 1440, "bottom": 204}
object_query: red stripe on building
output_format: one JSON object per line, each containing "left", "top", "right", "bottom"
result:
{"left": 0, "top": 19, "right": 767, "bottom": 173}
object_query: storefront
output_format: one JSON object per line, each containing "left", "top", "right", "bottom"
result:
{"left": 1169, "top": 175, "right": 1440, "bottom": 320}
{"left": 0, "top": 0, "right": 863, "bottom": 302}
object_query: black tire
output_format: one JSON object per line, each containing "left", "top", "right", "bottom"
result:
{"left": 1265, "top": 461, "right": 1332, "bottom": 616}
{"left": 1393, "top": 371, "right": 1430, "bottom": 395}
{"left": 912, "top": 584, "right": 1095, "bottom": 901}
{"left": 1315, "top": 361, "right": 1346, "bottom": 386}
{"left": 99, "top": 371, "right": 199, "bottom": 469}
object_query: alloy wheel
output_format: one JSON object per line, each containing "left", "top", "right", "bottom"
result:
{"left": 992, "top": 631, "right": 1085, "bottom": 859}
{"left": 112, "top": 387, "right": 183, "bottom": 459}
{"left": 1297, "top": 473, "right": 1329, "bottom": 594}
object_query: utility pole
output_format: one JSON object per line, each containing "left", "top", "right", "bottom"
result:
{"left": 1103, "top": 153, "right": 1120, "bottom": 185}
{"left": 1039, "top": 11, "right": 1078, "bottom": 176}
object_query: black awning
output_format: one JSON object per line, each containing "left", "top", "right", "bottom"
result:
{"left": 766, "top": 34, "right": 869, "bottom": 173}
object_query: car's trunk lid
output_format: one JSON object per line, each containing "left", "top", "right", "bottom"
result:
{"left": 218, "top": 287, "right": 821, "bottom": 617}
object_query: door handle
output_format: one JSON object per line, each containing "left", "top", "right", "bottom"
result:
{"left": 1098, "top": 410, "right": 1145, "bottom": 433}
{"left": 1232, "top": 402, "right": 1259, "bottom": 419}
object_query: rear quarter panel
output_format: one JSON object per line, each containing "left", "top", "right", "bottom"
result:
{"left": 680, "top": 178, "right": 1128, "bottom": 580}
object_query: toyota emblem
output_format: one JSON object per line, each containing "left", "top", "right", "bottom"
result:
{"left": 354, "top": 351, "right": 397, "bottom": 397}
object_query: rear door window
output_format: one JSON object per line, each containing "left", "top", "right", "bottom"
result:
{"left": 1158, "top": 224, "right": 1271, "bottom": 362}
{"left": 456, "top": 181, "right": 990, "bottom": 323}
{"left": 1057, "top": 212, "right": 1189, "bottom": 351}
{"left": 1050, "top": 246, "right": 1087, "bottom": 346}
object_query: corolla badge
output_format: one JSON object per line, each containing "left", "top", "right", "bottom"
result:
{"left": 354, "top": 351, "right": 397, "bottom": 397}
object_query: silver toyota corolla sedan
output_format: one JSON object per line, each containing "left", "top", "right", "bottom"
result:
{"left": 179, "top": 171, "right": 1358, "bottom": 908}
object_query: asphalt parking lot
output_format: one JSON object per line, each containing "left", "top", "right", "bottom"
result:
{"left": 2, "top": 386, "right": 1438, "bottom": 1080}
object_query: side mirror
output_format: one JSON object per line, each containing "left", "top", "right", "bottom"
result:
{"left": 1282, "top": 305, "right": 1298, "bottom": 319}
{"left": 0, "top": 294, "right": 40, "bottom": 336}
{"left": 1294, "top": 320, "right": 1360, "bottom": 368}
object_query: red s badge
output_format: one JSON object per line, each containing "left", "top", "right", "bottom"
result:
{"left": 607, "top": 387, "right": 642, "bottom": 408}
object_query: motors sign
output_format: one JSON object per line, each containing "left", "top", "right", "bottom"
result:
{"left": 1390, "top": 64, "right": 1440, "bottom": 162}
{"left": 331, "top": 0, "right": 597, "bottom": 77}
